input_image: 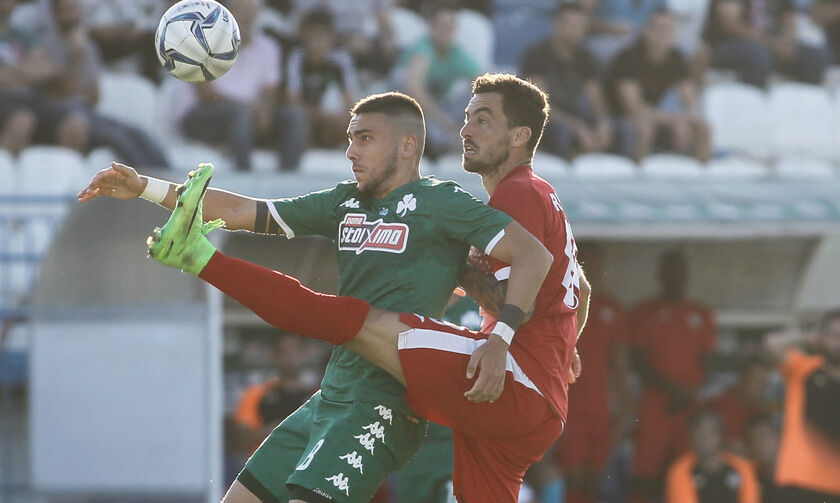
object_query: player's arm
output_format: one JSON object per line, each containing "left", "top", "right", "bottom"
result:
{"left": 576, "top": 268, "right": 591, "bottom": 339}
{"left": 77, "top": 162, "right": 264, "bottom": 232}
{"left": 458, "top": 261, "right": 508, "bottom": 317}
{"left": 464, "top": 220, "right": 552, "bottom": 403}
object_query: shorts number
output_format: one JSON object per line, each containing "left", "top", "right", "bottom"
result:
{"left": 296, "top": 438, "right": 325, "bottom": 471}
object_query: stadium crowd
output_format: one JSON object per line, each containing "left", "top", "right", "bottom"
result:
{"left": 1, "top": 0, "right": 839, "bottom": 168}
{"left": 2, "top": 0, "right": 840, "bottom": 502}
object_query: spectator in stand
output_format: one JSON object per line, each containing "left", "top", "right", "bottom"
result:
{"left": 765, "top": 310, "right": 840, "bottom": 503}
{"left": 519, "top": 3, "right": 612, "bottom": 159}
{"left": 181, "top": 0, "right": 306, "bottom": 171}
{"left": 286, "top": 6, "right": 359, "bottom": 149}
{"left": 606, "top": 8, "right": 710, "bottom": 162}
{"left": 79, "top": 0, "right": 166, "bottom": 82}
{"left": 231, "top": 336, "right": 316, "bottom": 457}
{"left": 557, "top": 243, "right": 631, "bottom": 503}
{"left": 810, "top": 0, "right": 840, "bottom": 63}
{"left": 292, "top": 0, "right": 398, "bottom": 83}
{"left": 745, "top": 415, "right": 782, "bottom": 503}
{"left": 0, "top": 0, "right": 49, "bottom": 155}
{"left": 34, "top": 0, "right": 169, "bottom": 168}
{"left": 702, "top": 0, "right": 830, "bottom": 88}
{"left": 584, "top": 0, "right": 667, "bottom": 66}
{"left": 709, "top": 358, "right": 773, "bottom": 453}
{"left": 628, "top": 248, "right": 717, "bottom": 503}
{"left": 490, "top": 0, "right": 557, "bottom": 69}
{"left": 396, "top": 3, "right": 480, "bottom": 158}
{"left": 664, "top": 410, "right": 761, "bottom": 503}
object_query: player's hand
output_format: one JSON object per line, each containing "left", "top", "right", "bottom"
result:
{"left": 567, "top": 348, "right": 582, "bottom": 384}
{"left": 464, "top": 334, "right": 508, "bottom": 403}
{"left": 77, "top": 162, "right": 144, "bottom": 202}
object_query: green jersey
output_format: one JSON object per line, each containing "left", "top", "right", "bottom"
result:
{"left": 270, "top": 176, "right": 511, "bottom": 412}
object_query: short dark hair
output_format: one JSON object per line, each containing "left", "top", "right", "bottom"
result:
{"left": 299, "top": 6, "right": 333, "bottom": 31}
{"left": 351, "top": 92, "right": 424, "bottom": 122}
{"left": 471, "top": 73, "right": 549, "bottom": 157}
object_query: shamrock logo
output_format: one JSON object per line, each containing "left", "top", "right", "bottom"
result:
{"left": 396, "top": 194, "right": 417, "bottom": 217}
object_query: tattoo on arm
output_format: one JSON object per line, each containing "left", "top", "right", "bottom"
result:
{"left": 459, "top": 263, "right": 507, "bottom": 317}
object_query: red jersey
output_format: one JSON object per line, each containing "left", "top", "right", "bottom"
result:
{"left": 629, "top": 298, "right": 716, "bottom": 389}
{"left": 479, "top": 164, "right": 581, "bottom": 420}
{"left": 567, "top": 294, "right": 627, "bottom": 422}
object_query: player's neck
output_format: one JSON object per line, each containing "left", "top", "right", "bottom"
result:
{"left": 481, "top": 154, "right": 530, "bottom": 197}
{"left": 374, "top": 168, "right": 421, "bottom": 199}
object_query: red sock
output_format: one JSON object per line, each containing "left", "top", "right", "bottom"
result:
{"left": 198, "top": 251, "right": 370, "bottom": 345}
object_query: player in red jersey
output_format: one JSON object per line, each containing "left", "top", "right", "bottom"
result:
{"left": 148, "top": 73, "right": 591, "bottom": 502}
{"left": 556, "top": 244, "right": 631, "bottom": 503}
{"left": 628, "top": 249, "right": 717, "bottom": 503}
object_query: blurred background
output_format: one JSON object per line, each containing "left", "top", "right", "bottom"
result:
{"left": 2, "top": 0, "right": 840, "bottom": 502}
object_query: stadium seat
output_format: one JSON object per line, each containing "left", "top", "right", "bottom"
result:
{"left": 0, "top": 149, "right": 16, "bottom": 194}
{"left": 702, "top": 82, "right": 772, "bottom": 158}
{"left": 86, "top": 147, "right": 119, "bottom": 177}
{"left": 775, "top": 155, "right": 836, "bottom": 179}
{"left": 167, "top": 140, "right": 232, "bottom": 172}
{"left": 433, "top": 153, "right": 465, "bottom": 176}
{"left": 768, "top": 83, "right": 837, "bottom": 160}
{"left": 299, "top": 148, "right": 352, "bottom": 176}
{"left": 455, "top": 9, "right": 493, "bottom": 70}
{"left": 18, "top": 146, "right": 86, "bottom": 195}
{"left": 97, "top": 71, "right": 158, "bottom": 134}
{"left": 571, "top": 153, "right": 638, "bottom": 179}
{"left": 390, "top": 7, "right": 427, "bottom": 49}
{"left": 706, "top": 155, "right": 768, "bottom": 179}
{"left": 641, "top": 154, "right": 705, "bottom": 178}
{"left": 534, "top": 153, "right": 570, "bottom": 179}
{"left": 667, "top": 0, "right": 710, "bottom": 55}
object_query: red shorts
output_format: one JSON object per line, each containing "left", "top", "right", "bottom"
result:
{"left": 397, "top": 314, "right": 565, "bottom": 503}
{"left": 633, "top": 391, "right": 691, "bottom": 479}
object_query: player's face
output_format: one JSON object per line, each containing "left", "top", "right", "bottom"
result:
{"left": 461, "top": 92, "right": 513, "bottom": 174}
{"left": 346, "top": 113, "right": 399, "bottom": 198}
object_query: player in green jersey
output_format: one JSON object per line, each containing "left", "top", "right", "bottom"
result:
{"left": 78, "top": 92, "right": 553, "bottom": 503}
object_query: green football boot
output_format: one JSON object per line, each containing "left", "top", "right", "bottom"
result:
{"left": 147, "top": 162, "right": 225, "bottom": 275}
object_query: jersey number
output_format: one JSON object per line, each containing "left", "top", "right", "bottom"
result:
{"left": 551, "top": 193, "right": 580, "bottom": 310}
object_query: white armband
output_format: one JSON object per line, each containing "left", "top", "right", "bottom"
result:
{"left": 491, "top": 321, "right": 516, "bottom": 345}
{"left": 140, "top": 177, "right": 169, "bottom": 204}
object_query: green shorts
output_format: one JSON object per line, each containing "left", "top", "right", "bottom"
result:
{"left": 238, "top": 391, "right": 427, "bottom": 502}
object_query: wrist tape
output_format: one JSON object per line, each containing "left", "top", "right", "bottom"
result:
{"left": 492, "top": 304, "right": 526, "bottom": 345}
{"left": 140, "top": 177, "right": 169, "bottom": 204}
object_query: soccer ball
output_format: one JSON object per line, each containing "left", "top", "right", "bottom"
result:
{"left": 154, "top": 0, "right": 241, "bottom": 83}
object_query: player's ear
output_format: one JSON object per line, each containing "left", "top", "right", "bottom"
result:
{"left": 512, "top": 126, "right": 532, "bottom": 149}
{"left": 401, "top": 134, "right": 418, "bottom": 159}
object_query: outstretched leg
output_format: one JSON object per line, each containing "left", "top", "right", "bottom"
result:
{"left": 146, "top": 164, "right": 404, "bottom": 377}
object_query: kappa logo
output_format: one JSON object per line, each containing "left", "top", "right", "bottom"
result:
{"left": 339, "top": 451, "right": 365, "bottom": 474}
{"left": 338, "top": 213, "right": 409, "bottom": 255}
{"left": 374, "top": 405, "right": 393, "bottom": 425}
{"left": 340, "top": 198, "right": 360, "bottom": 209}
{"left": 324, "top": 473, "right": 351, "bottom": 497}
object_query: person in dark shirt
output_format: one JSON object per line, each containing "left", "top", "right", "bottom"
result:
{"left": 286, "top": 7, "right": 359, "bottom": 148}
{"left": 702, "top": 0, "right": 830, "bottom": 87}
{"left": 665, "top": 410, "right": 761, "bottom": 503}
{"left": 606, "top": 8, "right": 710, "bottom": 162}
{"left": 519, "top": 3, "right": 611, "bottom": 159}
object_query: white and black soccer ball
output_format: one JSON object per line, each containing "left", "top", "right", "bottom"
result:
{"left": 154, "top": 0, "right": 241, "bottom": 83}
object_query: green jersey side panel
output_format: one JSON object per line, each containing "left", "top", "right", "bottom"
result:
{"left": 270, "top": 177, "right": 512, "bottom": 412}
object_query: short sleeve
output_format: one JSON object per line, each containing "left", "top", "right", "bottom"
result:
{"left": 268, "top": 186, "right": 341, "bottom": 238}
{"left": 436, "top": 183, "right": 512, "bottom": 254}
